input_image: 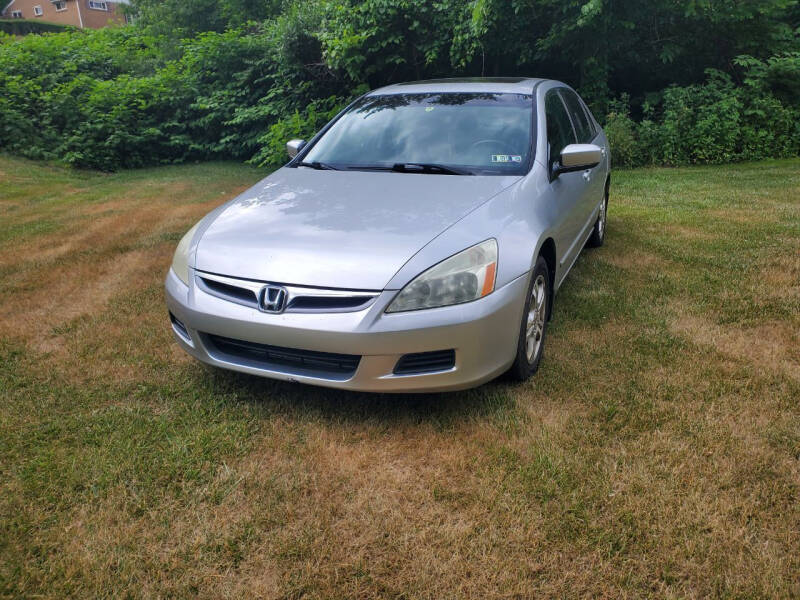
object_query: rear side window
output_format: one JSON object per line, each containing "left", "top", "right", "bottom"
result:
{"left": 580, "top": 100, "right": 598, "bottom": 139}
{"left": 544, "top": 91, "right": 577, "bottom": 168}
{"left": 560, "top": 89, "right": 595, "bottom": 144}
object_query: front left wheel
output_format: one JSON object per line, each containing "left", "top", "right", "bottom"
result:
{"left": 507, "top": 255, "right": 550, "bottom": 381}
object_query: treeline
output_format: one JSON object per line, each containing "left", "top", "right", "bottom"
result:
{"left": 0, "top": 0, "right": 798, "bottom": 170}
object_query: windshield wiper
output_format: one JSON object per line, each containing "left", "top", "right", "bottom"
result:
{"left": 296, "top": 161, "right": 341, "bottom": 171}
{"left": 337, "top": 163, "right": 474, "bottom": 175}
{"left": 391, "top": 163, "right": 473, "bottom": 175}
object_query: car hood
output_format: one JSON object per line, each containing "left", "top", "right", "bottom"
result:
{"left": 195, "top": 168, "right": 520, "bottom": 290}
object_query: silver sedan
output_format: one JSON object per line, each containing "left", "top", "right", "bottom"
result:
{"left": 165, "top": 78, "right": 610, "bottom": 392}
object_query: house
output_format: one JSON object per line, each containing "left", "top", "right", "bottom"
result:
{"left": 1, "top": 0, "right": 129, "bottom": 28}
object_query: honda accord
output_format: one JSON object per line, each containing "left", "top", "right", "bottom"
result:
{"left": 165, "top": 78, "right": 610, "bottom": 392}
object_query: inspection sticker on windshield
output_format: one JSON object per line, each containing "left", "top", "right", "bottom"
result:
{"left": 492, "top": 154, "right": 522, "bottom": 163}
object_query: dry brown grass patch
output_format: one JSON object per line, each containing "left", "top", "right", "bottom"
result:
{"left": 670, "top": 313, "right": 800, "bottom": 382}
{"left": 760, "top": 252, "right": 800, "bottom": 301}
{"left": 601, "top": 249, "right": 671, "bottom": 271}
{"left": 663, "top": 224, "right": 718, "bottom": 241}
{"left": 707, "top": 207, "right": 781, "bottom": 225}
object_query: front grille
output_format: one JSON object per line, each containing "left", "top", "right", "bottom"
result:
{"left": 196, "top": 272, "right": 378, "bottom": 313}
{"left": 394, "top": 350, "right": 455, "bottom": 375}
{"left": 204, "top": 334, "right": 361, "bottom": 376}
{"left": 287, "top": 295, "right": 374, "bottom": 311}
{"left": 199, "top": 277, "right": 259, "bottom": 308}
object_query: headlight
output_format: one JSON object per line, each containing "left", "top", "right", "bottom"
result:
{"left": 386, "top": 239, "right": 497, "bottom": 313}
{"left": 171, "top": 222, "right": 201, "bottom": 286}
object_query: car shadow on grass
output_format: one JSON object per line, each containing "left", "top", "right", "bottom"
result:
{"left": 199, "top": 364, "right": 522, "bottom": 430}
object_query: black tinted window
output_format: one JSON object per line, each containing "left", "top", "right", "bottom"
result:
{"left": 545, "top": 91, "right": 576, "bottom": 167}
{"left": 581, "top": 101, "right": 598, "bottom": 138}
{"left": 560, "top": 89, "right": 594, "bottom": 143}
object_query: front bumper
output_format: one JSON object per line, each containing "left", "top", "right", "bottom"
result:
{"left": 165, "top": 269, "right": 529, "bottom": 393}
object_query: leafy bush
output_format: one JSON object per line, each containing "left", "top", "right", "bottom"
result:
{"left": 0, "top": 19, "right": 73, "bottom": 36}
{"left": 249, "top": 96, "right": 346, "bottom": 166}
{"left": 0, "top": 19, "right": 345, "bottom": 169}
{"left": 603, "top": 95, "right": 640, "bottom": 169}
{"left": 0, "top": 1, "right": 798, "bottom": 171}
{"left": 602, "top": 61, "right": 800, "bottom": 169}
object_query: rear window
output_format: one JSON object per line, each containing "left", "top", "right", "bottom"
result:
{"left": 560, "top": 89, "right": 596, "bottom": 144}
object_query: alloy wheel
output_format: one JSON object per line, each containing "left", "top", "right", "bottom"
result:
{"left": 525, "top": 274, "right": 547, "bottom": 361}
{"left": 598, "top": 196, "right": 607, "bottom": 239}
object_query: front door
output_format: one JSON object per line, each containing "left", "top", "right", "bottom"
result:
{"left": 543, "top": 89, "right": 583, "bottom": 281}
{"left": 560, "top": 88, "right": 605, "bottom": 228}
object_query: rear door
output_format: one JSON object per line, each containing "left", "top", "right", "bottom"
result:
{"left": 543, "top": 89, "right": 583, "bottom": 279}
{"left": 559, "top": 88, "right": 605, "bottom": 228}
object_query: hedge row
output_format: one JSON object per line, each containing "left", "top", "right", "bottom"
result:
{"left": 0, "top": 21, "right": 798, "bottom": 170}
{"left": 0, "top": 19, "right": 73, "bottom": 36}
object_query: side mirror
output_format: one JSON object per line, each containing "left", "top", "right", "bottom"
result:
{"left": 286, "top": 139, "right": 307, "bottom": 159}
{"left": 552, "top": 143, "right": 602, "bottom": 179}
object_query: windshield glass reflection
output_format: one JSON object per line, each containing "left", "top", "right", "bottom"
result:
{"left": 303, "top": 93, "right": 534, "bottom": 175}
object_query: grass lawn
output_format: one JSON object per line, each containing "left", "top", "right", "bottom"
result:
{"left": 0, "top": 154, "right": 798, "bottom": 598}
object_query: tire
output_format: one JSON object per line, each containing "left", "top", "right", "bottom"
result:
{"left": 507, "top": 255, "right": 550, "bottom": 382}
{"left": 586, "top": 184, "right": 608, "bottom": 248}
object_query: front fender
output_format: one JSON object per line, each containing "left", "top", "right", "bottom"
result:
{"left": 385, "top": 163, "right": 558, "bottom": 293}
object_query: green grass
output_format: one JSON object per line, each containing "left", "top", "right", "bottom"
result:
{"left": 0, "top": 155, "right": 798, "bottom": 598}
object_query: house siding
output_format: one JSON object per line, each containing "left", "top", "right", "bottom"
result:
{"left": 79, "top": 0, "right": 126, "bottom": 28}
{"left": 1, "top": 0, "right": 126, "bottom": 28}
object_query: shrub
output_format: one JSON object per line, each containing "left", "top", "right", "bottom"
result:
{"left": 248, "top": 96, "right": 347, "bottom": 166}
{"left": 0, "top": 19, "right": 74, "bottom": 36}
{"left": 602, "top": 63, "right": 800, "bottom": 168}
{"left": 603, "top": 95, "right": 641, "bottom": 168}
{"left": 0, "top": 16, "right": 797, "bottom": 171}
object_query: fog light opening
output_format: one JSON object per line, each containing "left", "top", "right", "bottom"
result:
{"left": 169, "top": 311, "right": 191, "bottom": 342}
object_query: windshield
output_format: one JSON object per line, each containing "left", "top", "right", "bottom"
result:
{"left": 301, "top": 93, "right": 534, "bottom": 175}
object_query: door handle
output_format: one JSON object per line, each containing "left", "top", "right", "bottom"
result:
{"left": 582, "top": 170, "right": 591, "bottom": 183}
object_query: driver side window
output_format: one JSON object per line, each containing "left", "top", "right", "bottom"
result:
{"left": 544, "top": 90, "right": 577, "bottom": 171}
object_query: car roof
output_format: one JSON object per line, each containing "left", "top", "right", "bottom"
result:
{"left": 367, "top": 77, "right": 550, "bottom": 96}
